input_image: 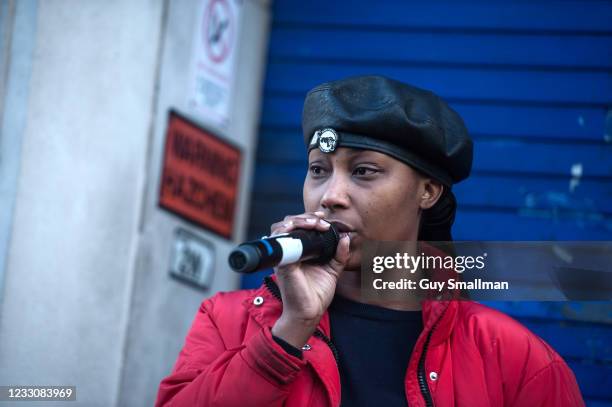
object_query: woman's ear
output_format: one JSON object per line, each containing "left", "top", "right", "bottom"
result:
{"left": 420, "top": 179, "right": 444, "bottom": 210}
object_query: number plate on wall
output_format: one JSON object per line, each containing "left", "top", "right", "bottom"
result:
{"left": 169, "top": 228, "right": 215, "bottom": 289}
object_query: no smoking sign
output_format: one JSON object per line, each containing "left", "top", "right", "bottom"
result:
{"left": 189, "top": 0, "right": 242, "bottom": 127}
{"left": 203, "top": 0, "right": 234, "bottom": 63}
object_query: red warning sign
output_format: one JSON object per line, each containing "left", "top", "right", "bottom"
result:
{"left": 159, "top": 111, "right": 241, "bottom": 239}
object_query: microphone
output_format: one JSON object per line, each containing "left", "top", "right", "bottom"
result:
{"left": 228, "top": 223, "right": 340, "bottom": 273}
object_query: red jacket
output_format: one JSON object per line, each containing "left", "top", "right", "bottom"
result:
{"left": 156, "top": 275, "right": 584, "bottom": 407}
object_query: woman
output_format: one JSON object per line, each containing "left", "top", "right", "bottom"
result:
{"left": 155, "top": 76, "right": 584, "bottom": 406}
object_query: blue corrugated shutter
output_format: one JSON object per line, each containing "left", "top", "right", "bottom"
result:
{"left": 245, "top": 1, "right": 612, "bottom": 404}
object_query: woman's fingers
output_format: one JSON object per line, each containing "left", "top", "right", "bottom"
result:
{"left": 270, "top": 213, "right": 330, "bottom": 236}
{"left": 293, "top": 216, "right": 331, "bottom": 231}
{"left": 328, "top": 233, "right": 351, "bottom": 275}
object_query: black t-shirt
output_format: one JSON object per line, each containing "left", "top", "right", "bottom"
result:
{"left": 328, "top": 294, "right": 423, "bottom": 407}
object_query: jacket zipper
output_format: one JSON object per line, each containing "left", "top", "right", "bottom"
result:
{"left": 263, "top": 276, "right": 340, "bottom": 366}
{"left": 416, "top": 327, "right": 435, "bottom": 407}
{"left": 416, "top": 303, "right": 450, "bottom": 407}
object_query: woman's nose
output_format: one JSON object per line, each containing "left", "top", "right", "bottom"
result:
{"left": 320, "top": 175, "right": 350, "bottom": 211}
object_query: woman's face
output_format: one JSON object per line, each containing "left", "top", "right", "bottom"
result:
{"left": 304, "top": 147, "right": 443, "bottom": 271}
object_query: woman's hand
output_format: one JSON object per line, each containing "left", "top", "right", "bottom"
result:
{"left": 270, "top": 211, "right": 351, "bottom": 348}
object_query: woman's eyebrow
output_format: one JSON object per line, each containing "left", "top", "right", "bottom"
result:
{"left": 307, "top": 155, "right": 328, "bottom": 164}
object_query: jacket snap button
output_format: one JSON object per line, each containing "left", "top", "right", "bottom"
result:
{"left": 253, "top": 296, "right": 264, "bottom": 306}
{"left": 429, "top": 371, "right": 438, "bottom": 381}
{"left": 301, "top": 344, "right": 312, "bottom": 351}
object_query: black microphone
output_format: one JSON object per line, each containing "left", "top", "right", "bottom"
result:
{"left": 228, "top": 223, "right": 340, "bottom": 273}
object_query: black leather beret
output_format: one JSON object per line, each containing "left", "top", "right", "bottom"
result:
{"left": 302, "top": 75, "right": 473, "bottom": 186}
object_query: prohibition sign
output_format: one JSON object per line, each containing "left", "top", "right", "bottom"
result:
{"left": 203, "top": 0, "right": 234, "bottom": 64}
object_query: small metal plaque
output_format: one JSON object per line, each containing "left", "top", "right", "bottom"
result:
{"left": 169, "top": 228, "right": 215, "bottom": 289}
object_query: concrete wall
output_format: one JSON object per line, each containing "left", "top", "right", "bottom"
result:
{"left": 0, "top": 1, "right": 270, "bottom": 406}
{"left": 117, "top": 0, "right": 270, "bottom": 405}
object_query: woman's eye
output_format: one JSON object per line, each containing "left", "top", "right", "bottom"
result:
{"left": 353, "top": 167, "right": 378, "bottom": 176}
{"left": 309, "top": 165, "right": 326, "bottom": 176}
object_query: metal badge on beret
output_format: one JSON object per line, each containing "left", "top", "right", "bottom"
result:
{"left": 316, "top": 128, "right": 338, "bottom": 153}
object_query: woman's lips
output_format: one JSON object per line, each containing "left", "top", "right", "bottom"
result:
{"left": 328, "top": 221, "right": 358, "bottom": 241}
{"left": 328, "top": 220, "right": 353, "bottom": 233}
